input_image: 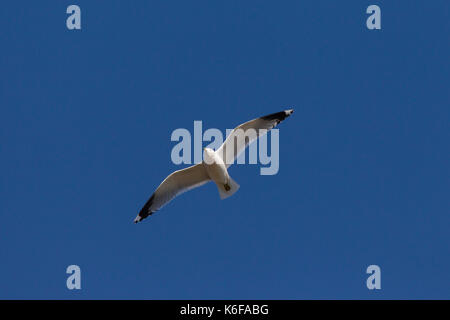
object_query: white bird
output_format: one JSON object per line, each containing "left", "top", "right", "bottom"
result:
{"left": 134, "top": 109, "right": 294, "bottom": 223}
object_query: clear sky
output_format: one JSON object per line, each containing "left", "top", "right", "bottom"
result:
{"left": 1, "top": 1, "right": 449, "bottom": 299}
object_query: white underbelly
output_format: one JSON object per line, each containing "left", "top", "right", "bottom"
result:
{"left": 203, "top": 153, "right": 229, "bottom": 184}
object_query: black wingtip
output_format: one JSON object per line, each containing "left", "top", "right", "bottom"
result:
{"left": 134, "top": 210, "right": 153, "bottom": 224}
{"left": 260, "top": 109, "right": 294, "bottom": 122}
{"left": 135, "top": 194, "right": 155, "bottom": 224}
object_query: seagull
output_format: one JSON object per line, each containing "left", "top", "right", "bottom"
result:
{"left": 134, "top": 109, "right": 294, "bottom": 223}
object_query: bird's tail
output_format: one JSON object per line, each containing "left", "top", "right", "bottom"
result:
{"left": 217, "top": 176, "right": 240, "bottom": 200}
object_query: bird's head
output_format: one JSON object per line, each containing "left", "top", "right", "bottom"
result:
{"left": 203, "top": 147, "right": 216, "bottom": 164}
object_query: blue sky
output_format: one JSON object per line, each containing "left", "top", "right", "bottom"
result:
{"left": 1, "top": 1, "right": 449, "bottom": 299}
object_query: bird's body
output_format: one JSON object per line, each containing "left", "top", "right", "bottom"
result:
{"left": 203, "top": 148, "right": 228, "bottom": 185}
{"left": 134, "top": 109, "right": 293, "bottom": 223}
{"left": 203, "top": 147, "right": 240, "bottom": 200}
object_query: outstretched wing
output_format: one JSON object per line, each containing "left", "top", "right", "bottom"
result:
{"left": 134, "top": 164, "right": 210, "bottom": 223}
{"left": 216, "top": 109, "right": 294, "bottom": 168}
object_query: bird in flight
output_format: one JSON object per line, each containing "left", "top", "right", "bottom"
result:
{"left": 134, "top": 109, "right": 294, "bottom": 223}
